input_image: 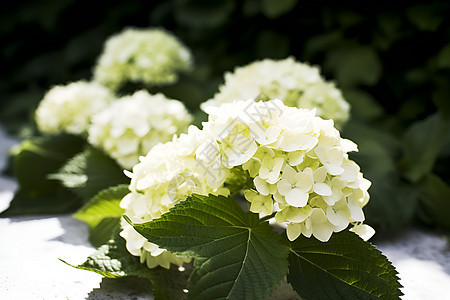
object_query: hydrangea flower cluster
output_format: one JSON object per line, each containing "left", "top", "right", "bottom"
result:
{"left": 120, "top": 99, "right": 373, "bottom": 269}
{"left": 88, "top": 90, "right": 192, "bottom": 170}
{"left": 201, "top": 57, "right": 350, "bottom": 128}
{"left": 93, "top": 27, "right": 193, "bottom": 91}
{"left": 35, "top": 81, "right": 114, "bottom": 135}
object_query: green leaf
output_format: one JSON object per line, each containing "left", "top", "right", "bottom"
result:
{"left": 436, "top": 44, "right": 450, "bottom": 69}
{"left": 0, "top": 89, "right": 42, "bottom": 137}
{"left": 343, "top": 121, "right": 400, "bottom": 155}
{"left": 363, "top": 176, "right": 418, "bottom": 230}
{"left": 173, "top": 0, "right": 235, "bottom": 29}
{"left": 256, "top": 30, "right": 290, "bottom": 59}
{"left": 417, "top": 173, "right": 450, "bottom": 231}
{"left": 325, "top": 45, "right": 382, "bottom": 87}
{"left": 12, "top": 134, "right": 85, "bottom": 197}
{"left": 400, "top": 113, "right": 450, "bottom": 182}
{"left": 87, "top": 217, "right": 122, "bottom": 248}
{"left": 342, "top": 88, "right": 384, "bottom": 121}
{"left": 74, "top": 184, "right": 128, "bottom": 228}
{"left": 50, "top": 147, "right": 128, "bottom": 201}
{"left": 242, "top": 0, "right": 261, "bottom": 17}
{"left": 304, "top": 31, "right": 341, "bottom": 60}
{"left": 64, "top": 231, "right": 191, "bottom": 300}
{"left": 0, "top": 188, "right": 80, "bottom": 217}
{"left": 343, "top": 122, "right": 418, "bottom": 228}
{"left": 288, "top": 230, "right": 402, "bottom": 300}
{"left": 127, "top": 194, "right": 289, "bottom": 300}
{"left": 432, "top": 84, "right": 450, "bottom": 119}
{"left": 406, "top": 4, "right": 444, "bottom": 31}
{"left": 262, "top": 0, "right": 297, "bottom": 19}
{"left": 74, "top": 185, "right": 128, "bottom": 247}
{"left": 1, "top": 134, "right": 85, "bottom": 216}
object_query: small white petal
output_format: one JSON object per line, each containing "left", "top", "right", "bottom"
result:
{"left": 223, "top": 140, "right": 257, "bottom": 168}
{"left": 350, "top": 224, "right": 375, "bottom": 241}
{"left": 325, "top": 164, "right": 344, "bottom": 176}
{"left": 313, "top": 166, "right": 328, "bottom": 183}
{"left": 310, "top": 209, "right": 334, "bottom": 242}
{"left": 286, "top": 206, "right": 312, "bottom": 223}
{"left": 313, "top": 183, "right": 332, "bottom": 196}
{"left": 244, "top": 189, "right": 257, "bottom": 202}
{"left": 287, "top": 151, "right": 304, "bottom": 166}
{"left": 251, "top": 125, "right": 282, "bottom": 145}
{"left": 273, "top": 191, "right": 287, "bottom": 205}
{"left": 281, "top": 165, "right": 297, "bottom": 183}
{"left": 294, "top": 172, "right": 313, "bottom": 192}
{"left": 254, "top": 176, "right": 270, "bottom": 195}
{"left": 276, "top": 179, "right": 292, "bottom": 196}
{"left": 287, "top": 223, "right": 302, "bottom": 241}
{"left": 267, "top": 157, "right": 285, "bottom": 183}
{"left": 242, "top": 157, "right": 261, "bottom": 177}
{"left": 348, "top": 201, "right": 365, "bottom": 222}
{"left": 285, "top": 188, "right": 309, "bottom": 207}
{"left": 300, "top": 222, "right": 313, "bottom": 238}
{"left": 143, "top": 242, "right": 165, "bottom": 256}
{"left": 325, "top": 147, "right": 344, "bottom": 166}
{"left": 326, "top": 206, "right": 340, "bottom": 226}
{"left": 342, "top": 138, "right": 358, "bottom": 152}
{"left": 340, "top": 161, "right": 360, "bottom": 182}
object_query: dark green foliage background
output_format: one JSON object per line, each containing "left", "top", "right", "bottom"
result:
{"left": 1, "top": 0, "right": 450, "bottom": 231}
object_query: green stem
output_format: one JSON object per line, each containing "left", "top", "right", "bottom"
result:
{"left": 260, "top": 212, "right": 276, "bottom": 222}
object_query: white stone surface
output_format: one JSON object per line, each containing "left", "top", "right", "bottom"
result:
{"left": 0, "top": 215, "right": 102, "bottom": 299}
{"left": 0, "top": 125, "right": 18, "bottom": 213}
{"left": 375, "top": 229, "right": 450, "bottom": 300}
{"left": 0, "top": 125, "right": 449, "bottom": 299}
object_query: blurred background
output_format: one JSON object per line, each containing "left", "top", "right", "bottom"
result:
{"left": 1, "top": 0, "right": 449, "bottom": 234}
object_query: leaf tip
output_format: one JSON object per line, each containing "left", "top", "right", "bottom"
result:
{"left": 58, "top": 258, "right": 77, "bottom": 269}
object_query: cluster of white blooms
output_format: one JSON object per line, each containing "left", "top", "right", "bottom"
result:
{"left": 201, "top": 57, "right": 350, "bottom": 128}
{"left": 93, "top": 27, "right": 193, "bottom": 91}
{"left": 88, "top": 90, "right": 192, "bottom": 169}
{"left": 35, "top": 81, "right": 114, "bottom": 135}
{"left": 121, "top": 99, "right": 373, "bottom": 269}
{"left": 120, "top": 126, "right": 231, "bottom": 269}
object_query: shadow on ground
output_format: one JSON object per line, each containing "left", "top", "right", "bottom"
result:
{"left": 87, "top": 276, "right": 154, "bottom": 300}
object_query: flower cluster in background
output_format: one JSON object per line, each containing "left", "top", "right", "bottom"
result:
{"left": 88, "top": 90, "right": 192, "bottom": 169}
{"left": 93, "top": 27, "right": 193, "bottom": 91}
{"left": 201, "top": 57, "right": 350, "bottom": 128}
{"left": 33, "top": 85, "right": 192, "bottom": 169}
{"left": 32, "top": 28, "right": 194, "bottom": 170}
{"left": 121, "top": 99, "right": 372, "bottom": 269}
{"left": 35, "top": 81, "right": 114, "bottom": 136}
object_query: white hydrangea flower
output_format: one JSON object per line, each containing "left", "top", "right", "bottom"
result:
{"left": 121, "top": 99, "right": 372, "bottom": 269}
{"left": 201, "top": 57, "right": 350, "bottom": 128}
{"left": 88, "top": 90, "right": 192, "bottom": 169}
{"left": 93, "top": 27, "right": 193, "bottom": 91}
{"left": 35, "top": 81, "right": 114, "bottom": 135}
{"left": 120, "top": 126, "right": 230, "bottom": 269}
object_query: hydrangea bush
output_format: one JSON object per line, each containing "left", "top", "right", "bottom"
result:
{"left": 121, "top": 99, "right": 373, "bottom": 269}
{"left": 88, "top": 90, "right": 192, "bottom": 169}
{"left": 4, "top": 23, "right": 403, "bottom": 299}
{"left": 35, "top": 81, "right": 114, "bottom": 135}
{"left": 93, "top": 27, "right": 193, "bottom": 91}
{"left": 201, "top": 57, "right": 350, "bottom": 128}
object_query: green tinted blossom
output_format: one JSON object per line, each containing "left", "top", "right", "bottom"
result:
{"left": 88, "top": 90, "right": 192, "bottom": 169}
{"left": 94, "top": 27, "right": 192, "bottom": 91}
{"left": 201, "top": 57, "right": 350, "bottom": 128}
{"left": 121, "top": 99, "right": 372, "bottom": 269}
{"left": 35, "top": 81, "right": 114, "bottom": 135}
